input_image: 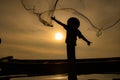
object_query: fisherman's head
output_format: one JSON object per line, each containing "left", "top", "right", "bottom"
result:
{"left": 67, "top": 17, "right": 80, "bottom": 29}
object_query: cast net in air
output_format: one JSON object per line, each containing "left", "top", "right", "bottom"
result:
{"left": 21, "top": 0, "right": 120, "bottom": 37}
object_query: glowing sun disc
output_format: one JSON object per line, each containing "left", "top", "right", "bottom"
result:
{"left": 55, "top": 32, "right": 63, "bottom": 40}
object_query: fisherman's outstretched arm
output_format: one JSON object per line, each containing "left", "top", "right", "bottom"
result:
{"left": 78, "top": 31, "right": 91, "bottom": 46}
{"left": 51, "top": 16, "right": 67, "bottom": 29}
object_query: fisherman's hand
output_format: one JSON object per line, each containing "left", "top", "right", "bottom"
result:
{"left": 51, "top": 16, "right": 56, "bottom": 20}
{"left": 87, "top": 41, "right": 92, "bottom": 46}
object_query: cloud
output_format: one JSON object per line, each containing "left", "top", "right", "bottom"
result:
{"left": 83, "top": 0, "right": 120, "bottom": 27}
{"left": 0, "top": 0, "right": 120, "bottom": 60}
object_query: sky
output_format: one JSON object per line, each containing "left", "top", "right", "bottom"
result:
{"left": 0, "top": 0, "right": 120, "bottom": 80}
{"left": 0, "top": 0, "right": 120, "bottom": 60}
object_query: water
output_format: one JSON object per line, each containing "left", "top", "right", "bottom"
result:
{"left": 12, "top": 74, "right": 120, "bottom": 80}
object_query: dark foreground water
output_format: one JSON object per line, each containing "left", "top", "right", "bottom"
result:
{"left": 12, "top": 74, "right": 120, "bottom": 80}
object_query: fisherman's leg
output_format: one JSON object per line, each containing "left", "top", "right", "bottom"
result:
{"left": 67, "top": 45, "right": 76, "bottom": 61}
{"left": 68, "top": 73, "right": 78, "bottom": 80}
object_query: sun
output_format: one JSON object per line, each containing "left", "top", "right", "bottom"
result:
{"left": 55, "top": 32, "right": 63, "bottom": 41}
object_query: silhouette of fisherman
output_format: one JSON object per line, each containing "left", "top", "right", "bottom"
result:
{"left": 51, "top": 16, "right": 91, "bottom": 61}
{"left": 51, "top": 16, "right": 91, "bottom": 80}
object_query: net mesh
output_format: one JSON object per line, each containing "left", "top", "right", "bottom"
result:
{"left": 21, "top": 0, "right": 120, "bottom": 37}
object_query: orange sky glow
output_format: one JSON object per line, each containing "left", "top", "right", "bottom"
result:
{"left": 0, "top": 0, "right": 120, "bottom": 60}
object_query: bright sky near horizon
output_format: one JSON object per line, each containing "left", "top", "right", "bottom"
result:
{"left": 0, "top": 0, "right": 120, "bottom": 60}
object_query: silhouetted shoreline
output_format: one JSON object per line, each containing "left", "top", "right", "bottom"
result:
{"left": 0, "top": 56, "right": 120, "bottom": 79}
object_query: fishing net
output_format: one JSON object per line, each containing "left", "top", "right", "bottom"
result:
{"left": 21, "top": 0, "right": 120, "bottom": 37}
